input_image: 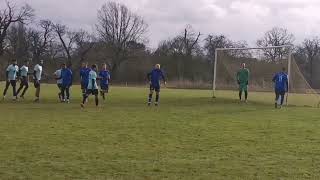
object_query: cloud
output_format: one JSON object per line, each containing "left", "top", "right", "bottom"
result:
{"left": 2, "top": 0, "right": 320, "bottom": 48}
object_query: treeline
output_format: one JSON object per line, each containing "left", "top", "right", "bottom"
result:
{"left": 0, "top": 1, "right": 319, "bottom": 88}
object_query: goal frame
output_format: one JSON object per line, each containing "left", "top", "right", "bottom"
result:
{"left": 212, "top": 45, "right": 293, "bottom": 105}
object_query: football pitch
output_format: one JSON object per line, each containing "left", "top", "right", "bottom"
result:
{"left": 0, "top": 84, "right": 319, "bottom": 179}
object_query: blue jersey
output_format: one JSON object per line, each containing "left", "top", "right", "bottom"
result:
{"left": 273, "top": 72, "right": 288, "bottom": 91}
{"left": 80, "top": 67, "right": 90, "bottom": 84}
{"left": 147, "top": 69, "right": 166, "bottom": 87}
{"left": 99, "top": 70, "right": 111, "bottom": 86}
{"left": 61, "top": 68, "right": 73, "bottom": 86}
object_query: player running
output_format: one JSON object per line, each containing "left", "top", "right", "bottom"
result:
{"left": 272, "top": 67, "right": 288, "bottom": 109}
{"left": 80, "top": 62, "right": 90, "bottom": 99}
{"left": 60, "top": 63, "right": 73, "bottom": 103}
{"left": 99, "top": 63, "right": 111, "bottom": 100}
{"left": 16, "top": 60, "right": 29, "bottom": 99}
{"left": 236, "top": 63, "right": 250, "bottom": 102}
{"left": 147, "top": 64, "right": 166, "bottom": 106}
{"left": 3, "top": 59, "right": 19, "bottom": 100}
{"left": 81, "top": 64, "right": 99, "bottom": 108}
{"left": 54, "top": 64, "right": 63, "bottom": 101}
{"left": 33, "top": 60, "right": 43, "bottom": 102}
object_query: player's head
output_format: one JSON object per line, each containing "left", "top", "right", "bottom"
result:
{"left": 39, "top": 59, "right": 44, "bottom": 65}
{"left": 12, "top": 59, "right": 17, "bottom": 65}
{"left": 62, "top": 63, "right": 66, "bottom": 69}
{"left": 91, "top": 64, "right": 97, "bottom": 71}
{"left": 24, "top": 60, "right": 29, "bottom": 65}
{"left": 102, "top": 63, "right": 107, "bottom": 70}
{"left": 282, "top": 67, "right": 286, "bottom": 72}
{"left": 241, "top": 63, "right": 246, "bottom": 69}
{"left": 81, "top": 62, "right": 88, "bottom": 68}
{"left": 155, "top": 64, "right": 161, "bottom": 69}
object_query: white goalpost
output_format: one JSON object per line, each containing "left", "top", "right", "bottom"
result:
{"left": 212, "top": 45, "right": 293, "bottom": 104}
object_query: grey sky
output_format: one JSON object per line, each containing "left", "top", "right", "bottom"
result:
{"left": 2, "top": 0, "right": 320, "bottom": 48}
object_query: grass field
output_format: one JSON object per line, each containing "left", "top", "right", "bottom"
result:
{"left": 0, "top": 84, "right": 320, "bottom": 179}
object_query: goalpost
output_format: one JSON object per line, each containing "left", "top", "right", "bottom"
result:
{"left": 211, "top": 45, "right": 318, "bottom": 106}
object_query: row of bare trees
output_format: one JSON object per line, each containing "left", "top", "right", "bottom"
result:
{"left": 1, "top": 0, "right": 320, "bottom": 87}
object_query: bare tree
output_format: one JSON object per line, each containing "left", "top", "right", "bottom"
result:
{"left": 74, "top": 29, "right": 95, "bottom": 63}
{"left": 53, "top": 23, "right": 77, "bottom": 66}
{"left": 96, "top": 1, "right": 148, "bottom": 75}
{"left": 29, "top": 20, "right": 54, "bottom": 61}
{"left": 257, "top": 27, "right": 294, "bottom": 61}
{"left": 0, "top": 1, "right": 34, "bottom": 56}
{"left": 295, "top": 37, "right": 320, "bottom": 85}
{"left": 204, "top": 34, "right": 233, "bottom": 63}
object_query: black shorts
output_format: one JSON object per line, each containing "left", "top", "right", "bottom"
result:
{"left": 275, "top": 90, "right": 285, "bottom": 96}
{"left": 7, "top": 80, "right": 16, "bottom": 87}
{"left": 87, "top": 89, "right": 99, "bottom": 95}
{"left": 150, "top": 84, "right": 160, "bottom": 92}
{"left": 34, "top": 80, "right": 40, "bottom": 88}
{"left": 100, "top": 84, "right": 109, "bottom": 92}
{"left": 20, "top": 77, "right": 28, "bottom": 86}
{"left": 57, "top": 83, "right": 62, "bottom": 89}
{"left": 81, "top": 82, "right": 88, "bottom": 90}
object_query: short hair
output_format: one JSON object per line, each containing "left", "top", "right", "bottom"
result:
{"left": 282, "top": 67, "right": 286, "bottom": 71}
{"left": 12, "top": 59, "right": 17, "bottom": 62}
{"left": 91, "top": 64, "right": 97, "bottom": 69}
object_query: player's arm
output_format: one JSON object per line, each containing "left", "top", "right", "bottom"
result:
{"left": 285, "top": 75, "right": 289, "bottom": 92}
{"left": 147, "top": 72, "right": 151, "bottom": 83}
{"left": 70, "top": 70, "right": 73, "bottom": 86}
{"left": 246, "top": 69, "right": 249, "bottom": 85}
{"left": 272, "top": 74, "right": 277, "bottom": 82}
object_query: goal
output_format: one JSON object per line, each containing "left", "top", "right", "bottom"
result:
{"left": 212, "top": 45, "right": 320, "bottom": 107}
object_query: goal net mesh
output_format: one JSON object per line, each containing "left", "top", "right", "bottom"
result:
{"left": 215, "top": 47, "right": 320, "bottom": 107}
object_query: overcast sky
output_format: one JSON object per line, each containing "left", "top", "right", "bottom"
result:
{"left": 2, "top": 0, "right": 320, "bottom": 48}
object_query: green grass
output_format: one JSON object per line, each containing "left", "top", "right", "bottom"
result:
{"left": 0, "top": 84, "right": 320, "bottom": 179}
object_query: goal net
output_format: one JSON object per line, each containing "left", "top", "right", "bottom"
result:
{"left": 213, "top": 45, "right": 320, "bottom": 107}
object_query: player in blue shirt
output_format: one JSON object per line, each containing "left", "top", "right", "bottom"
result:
{"left": 272, "top": 67, "right": 288, "bottom": 108}
{"left": 147, "top": 64, "right": 166, "bottom": 106}
{"left": 60, "top": 63, "right": 73, "bottom": 103}
{"left": 81, "top": 64, "right": 99, "bottom": 108}
{"left": 99, "top": 63, "right": 111, "bottom": 100}
{"left": 80, "top": 62, "right": 90, "bottom": 98}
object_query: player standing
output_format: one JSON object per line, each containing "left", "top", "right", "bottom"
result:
{"left": 272, "top": 67, "right": 288, "bottom": 109}
{"left": 3, "top": 59, "right": 19, "bottom": 100}
{"left": 99, "top": 63, "right": 111, "bottom": 100}
{"left": 16, "top": 60, "right": 29, "bottom": 99}
{"left": 33, "top": 60, "right": 43, "bottom": 102}
{"left": 147, "top": 64, "right": 166, "bottom": 106}
{"left": 236, "top": 63, "right": 250, "bottom": 102}
{"left": 80, "top": 62, "right": 90, "bottom": 99}
{"left": 81, "top": 64, "right": 99, "bottom": 108}
{"left": 60, "top": 63, "right": 73, "bottom": 103}
{"left": 54, "top": 64, "right": 63, "bottom": 101}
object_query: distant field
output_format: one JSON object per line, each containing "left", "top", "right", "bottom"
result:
{"left": 0, "top": 84, "right": 319, "bottom": 179}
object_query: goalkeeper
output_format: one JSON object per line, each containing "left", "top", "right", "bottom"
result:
{"left": 236, "top": 63, "right": 250, "bottom": 102}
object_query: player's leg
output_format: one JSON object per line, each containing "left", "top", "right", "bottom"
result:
{"left": 61, "top": 86, "right": 66, "bottom": 102}
{"left": 11, "top": 80, "right": 17, "bottom": 100}
{"left": 34, "top": 80, "right": 40, "bottom": 102}
{"left": 81, "top": 90, "right": 90, "bottom": 107}
{"left": 155, "top": 87, "right": 160, "bottom": 106}
{"left": 16, "top": 79, "right": 24, "bottom": 96}
{"left": 94, "top": 90, "right": 99, "bottom": 106}
{"left": 57, "top": 84, "right": 62, "bottom": 101}
{"left": 66, "top": 86, "right": 70, "bottom": 103}
{"left": 20, "top": 80, "right": 29, "bottom": 98}
{"left": 148, "top": 85, "right": 154, "bottom": 105}
{"left": 100, "top": 88, "right": 105, "bottom": 100}
{"left": 280, "top": 91, "right": 285, "bottom": 107}
{"left": 3, "top": 81, "right": 10, "bottom": 99}
{"left": 238, "top": 85, "right": 243, "bottom": 101}
{"left": 275, "top": 90, "right": 280, "bottom": 108}
{"left": 244, "top": 85, "right": 248, "bottom": 102}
